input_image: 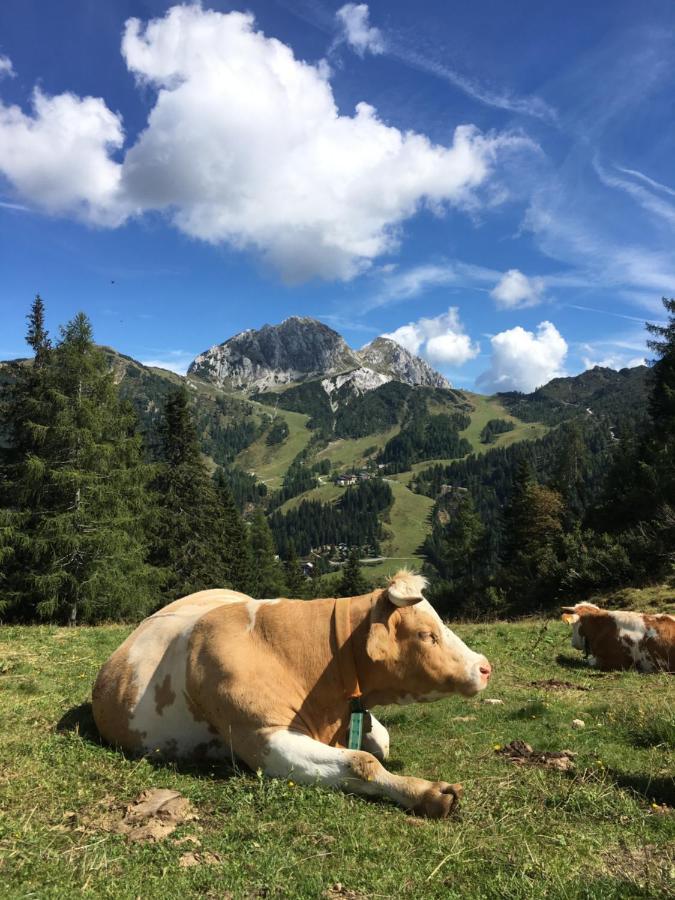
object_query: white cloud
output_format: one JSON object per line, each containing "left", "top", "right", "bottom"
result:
{"left": 383, "top": 307, "right": 479, "bottom": 367}
{"left": 490, "top": 268, "right": 545, "bottom": 309}
{"left": 477, "top": 321, "right": 567, "bottom": 393}
{"left": 0, "top": 5, "right": 532, "bottom": 283}
{"left": 0, "top": 55, "right": 14, "bottom": 79}
{"left": 336, "top": 4, "right": 384, "bottom": 56}
{"left": 0, "top": 88, "right": 125, "bottom": 224}
{"left": 594, "top": 160, "right": 675, "bottom": 228}
{"left": 140, "top": 350, "right": 194, "bottom": 375}
{"left": 581, "top": 353, "right": 646, "bottom": 371}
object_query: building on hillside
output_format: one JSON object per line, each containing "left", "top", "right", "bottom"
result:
{"left": 335, "top": 474, "right": 358, "bottom": 487}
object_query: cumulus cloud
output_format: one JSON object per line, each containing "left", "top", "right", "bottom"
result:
{"left": 491, "top": 268, "right": 545, "bottom": 309}
{"left": 383, "top": 307, "right": 479, "bottom": 367}
{"left": 0, "top": 5, "right": 532, "bottom": 282}
{"left": 336, "top": 4, "right": 384, "bottom": 56}
{"left": 477, "top": 321, "right": 567, "bottom": 393}
{"left": 0, "top": 88, "right": 125, "bottom": 223}
{"left": 0, "top": 55, "right": 14, "bottom": 79}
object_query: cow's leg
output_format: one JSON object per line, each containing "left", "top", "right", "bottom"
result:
{"left": 362, "top": 713, "right": 389, "bottom": 762}
{"left": 248, "top": 729, "right": 461, "bottom": 818}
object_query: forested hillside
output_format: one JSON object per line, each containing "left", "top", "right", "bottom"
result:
{"left": 1, "top": 296, "right": 671, "bottom": 624}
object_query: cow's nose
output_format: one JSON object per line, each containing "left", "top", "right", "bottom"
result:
{"left": 479, "top": 662, "right": 492, "bottom": 679}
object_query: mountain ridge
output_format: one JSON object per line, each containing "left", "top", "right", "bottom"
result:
{"left": 187, "top": 316, "right": 450, "bottom": 397}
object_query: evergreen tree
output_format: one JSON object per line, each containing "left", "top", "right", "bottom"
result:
{"left": 283, "top": 540, "right": 307, "bottom": 597}
{"left": 2, "top": 310, "right": 157, "bottom": 623}
{"left": 500, "top": 461, "right": 564, "bottom": 610}
{"left": 151, "top": 387, "right": 235, "bottom": 600}
{"left": 248, "top": 507, "right": 287, "bottom": 598}
{"left": 336, "top": 548, "right": 369, "bottom": 597}
{"left": 213, "top": 467, "right": 253, "bottom": 593}
{"left": 424, "top": 494, "right": 489, "bottom": 616}
{"left": 1, "top": 296, "right": 54, "bottom": 609}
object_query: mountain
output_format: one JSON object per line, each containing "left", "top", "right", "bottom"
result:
{"left": 357, "top": 337, "right": 449, "bottom": 390}
{"left": 498, "top": 365, "right": 651, "bottom": 426}
{"left": 188, "top": 317, "right": 450, "bottom": 397}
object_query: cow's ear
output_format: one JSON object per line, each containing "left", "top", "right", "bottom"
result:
{"left": 366, "top": 604, "right": 400, "bottom": 662}
{"left": 561, "top": 607, "right": 579, "bottom": 624}
{"left": 366, "top": 622, "right": 394, "bottom": 661}
{"left": 386, "top": 570, "right": 427, "bottom": 608}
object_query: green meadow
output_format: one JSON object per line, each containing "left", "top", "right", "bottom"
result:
{"left": 1, "top": 618, "right": 672, "bottom": 899}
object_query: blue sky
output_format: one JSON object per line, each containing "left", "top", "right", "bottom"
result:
{"left": 0, "top": 0, "right": 673, "bottom": 392}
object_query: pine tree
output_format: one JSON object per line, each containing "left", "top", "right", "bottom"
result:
{"left": 283, "top": 540, "right": 307, "bottom": 598}
{"left": 424, "top": 493, "right": 488, "bottom": 616}
{"left": 213, "top": 467, "right": 253, "bottom": 593}
{"left": 0, "top": 297, "right": 53, "bottom": 611}
{"left": 500, "top": 462, "right": 564, "bottom": 610}
{"left": 248, "top": 508, "right": 287, "bottom": 598}
{"left": 336, "top": 548, "right": 369, "bottom": 597}
{"left": 2, "top": 309, "right": 157, "bottom": 623}
{"left": 151, "top": 387, "right": 234, "bottom": 600}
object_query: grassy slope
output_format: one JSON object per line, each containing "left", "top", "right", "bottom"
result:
{"left": 254, "top": 391, "right": 549, "bottom": 576}
{"left": 314, "top": 426, "right": 400, "bottom": 471}
{"left": 235, "top": 408, "right": 311, "bottom": 489}
{"left": 460, "top": 392, "right": 549, "bottom": 453}
{"left": 1, "top": 620, "right": 673, "bottom": 899}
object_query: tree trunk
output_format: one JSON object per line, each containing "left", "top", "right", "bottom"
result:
{"left": 69, "top": 603, "right": 77, "bottom": 627}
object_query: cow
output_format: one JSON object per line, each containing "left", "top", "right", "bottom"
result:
{"left": 561, "top": 602, "right": 675, "bottom": 673}
{"left": 92, "top": 571, "right": 492, "bottom": 818}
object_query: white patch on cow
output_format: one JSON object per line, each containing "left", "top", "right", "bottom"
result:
{"left": 415, "top": 600, "right": 489, "bottom": 694}
{"left": 570, "top": 619, "right": 585, "bottom": 652}
{"left": 362, "top": 713, "right": 389, "bottom": 761}
{"left": 126, "top": 592, "right": 244, "bottom": 757}
{"left": 611, "top": 611, "right": 656, "bottom": 672}
{"left": 264, "top": 730, "right": 359, "bottom": 788}
{"left": 586, "top": 655, "right": 598, "bottom": 668}
{"left": 245, "top": 598, "right": 280, "bottom": 633}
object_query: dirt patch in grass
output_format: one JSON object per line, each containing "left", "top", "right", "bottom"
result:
{"left": 496, "top": 740, "right": 576, "bottom": 772}
{"left": 69, "top": 788, "right": 199, "bottom": 843}
{"left": 530, "top": 678, "right": 590, "bottom": 691}
{"left": 600, "top": 842, "right": 675, "bottom": 885}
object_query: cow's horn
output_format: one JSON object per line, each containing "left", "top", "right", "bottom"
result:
{"left": 386, "top": 570, "right": 428, "bottom": 607}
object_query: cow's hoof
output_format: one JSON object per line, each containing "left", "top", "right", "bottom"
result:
{"left": 414, "top": 781, "right": 463, "bottom": 818}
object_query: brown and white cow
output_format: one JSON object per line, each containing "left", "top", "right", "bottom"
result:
{"left": 92, "top": 571, "right": 491, "bottom": 817}
{"left": 561, "top": 602, "right": 675, "bottom": 672}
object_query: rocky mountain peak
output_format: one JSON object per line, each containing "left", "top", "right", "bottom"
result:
{"left": 188, "top": 317, "right": 450, "bottom": 396}
{"left": 357, "top": 337, "right": 450, "bottom": 390}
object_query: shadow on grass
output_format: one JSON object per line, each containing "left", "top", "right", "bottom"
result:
{"left": 56, "top": 701, "right": 100, "bottom": 742}
{"left": 555, "top": 654, "right": 592, "bottom": 671}
{"left": 607, "top": 769, "right": 675, "bottom": 807}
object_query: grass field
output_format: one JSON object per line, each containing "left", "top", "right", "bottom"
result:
{"left": 235, "top": 408, "right": 312, "bottom": 489}
{"left": 1, "top": 619, "right": 672, "bottom": 899}
{"left": 460, "top": 393, "right": 549, "bottom": 453}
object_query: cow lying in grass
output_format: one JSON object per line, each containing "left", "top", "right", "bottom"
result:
{"left": 561, "top": 603, "right": 675, "bottom": 672}
{"left": 93, "top": 571, "right": 491, "bottom": 818}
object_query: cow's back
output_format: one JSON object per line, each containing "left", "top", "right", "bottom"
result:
{"left": 92, "top": 589, "right": 250, "bottom": 757}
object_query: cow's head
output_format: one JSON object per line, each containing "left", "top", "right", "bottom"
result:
{"left": 561, "top": 602, "right": 601, "bottom": 652}
{"left": 364, "top": 571, "right": 492, "bottom": 701}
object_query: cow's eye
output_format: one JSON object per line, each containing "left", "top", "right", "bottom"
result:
{"left": 418, "top": 631, "right": 437, "bottom": 644}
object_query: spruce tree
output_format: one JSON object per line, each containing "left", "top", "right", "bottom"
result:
{"left": 336, "top": 548, "right": 369, "bottom": 597}
{"left": 151, "top": 387, "right": 234, "bottom": 599}
{"left": 214, "top": 467, "right": 253, "bottom": 593}
{"left": 0, "top": 297, "right": 53, "bottom": 612}
{"left": 424, "top": 493, "right": 487, "bottom": 616}
{"left": 2, "top": 309, "right": 157, "bottom": 623}
{"left": 283, "top": 540, "right": 307, "bottom": 598}
{"left": 248, "top": 508, "right": 287, "bottom": 598}
{"left": 500, "top": 462, "right": 564, "bottom": 610}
